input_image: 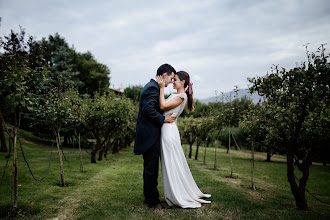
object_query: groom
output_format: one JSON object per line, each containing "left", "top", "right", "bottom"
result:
{"left": 134, "top": 64, "right": 176, "bottom": 210}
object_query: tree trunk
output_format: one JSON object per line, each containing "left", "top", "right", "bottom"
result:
{"left": 214, "top": 140, "right": 217, "bottom": 170}
{"left": 119, "top": 139, "right": 125, "bottom": 150}
{"left": 234, "top": 136, "right": 237, "bottom": 150}
{"left": 91, "top": 138, "right": 101, "bottom": 163}
{"left": 10, "top": 108, "right": 21, "bottom": 217}
{"left": 124, "top": 137, "right": 129, "bottom": 148}
{"left": 251, "top": 142, "right": 256, "bottom": 190}
{"left": 56, "top": 132, "right": 65, "bottom": 186}
{"left": 64, "top": 135, "right": 68, "bottom": 145}
{"left": 112, "top": 140, "right": 120, "bottom": 154}
{"left": 195, "top": 139, "right": 201, "bottom": 160}
{"left": 98, "top": 147, "right": 104, "bottom": 161}
{"left": 104, "top": 146, "right": 109, "bottom": 159}
{"left": 203, "top": 145, "right": 206, "bottom": 165}
{"left": 189, "top": 143, "right": 193, "bottom": 158}
{"left": 127, "top": 138, "right": 133, "bottom": 148}
{"left": 226, "top": 131, "right": 229, "bottom": 154}
{"left": 78, "top": 133, "right": 83, "bottom": 172}
{"left": 321, "top": 146, "right": 327, "bottom": 166}
{"left": 10, "top": 129, "right": 18, "bottom": 217}
{"left": 287, "top": 152, "right": 308, "bottom": 210}
{"left": 203, "top": 138, "right": 208, "bottom": 165}
{"left": 266, "top": 146, "right": 272, "bottom": 162}
{"left": 229, "top": 127, "right": 233, "bottom": 178}
{"left": 0, "top": 112, "right": 7, "bottom": 152}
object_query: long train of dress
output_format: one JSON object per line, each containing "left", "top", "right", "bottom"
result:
{"left": 160, "top": 93, "right": 211, "bottom": 208}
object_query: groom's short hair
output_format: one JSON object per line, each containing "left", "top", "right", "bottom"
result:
{"left": 156, "top": 64, "right": 176, "bottom": 76}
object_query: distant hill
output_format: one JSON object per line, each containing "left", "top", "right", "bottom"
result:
{"left": 198, "top": 89, "right": 263, "bottom": 104}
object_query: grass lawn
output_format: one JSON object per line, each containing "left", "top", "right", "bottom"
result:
{"left": 0, "top": 131, "right": 329, "bottom": 219}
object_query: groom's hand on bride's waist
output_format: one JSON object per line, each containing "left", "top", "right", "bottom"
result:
{"left": 164, "top": 113, "right": 176, "bottom": 123}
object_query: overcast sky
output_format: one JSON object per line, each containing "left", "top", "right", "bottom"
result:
{"left": 1, "top": 0, "right": 329, "bottom": 99}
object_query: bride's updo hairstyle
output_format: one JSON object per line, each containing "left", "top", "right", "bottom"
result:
{"left": 176, "top": 71, "right": 194, "bottom": 112}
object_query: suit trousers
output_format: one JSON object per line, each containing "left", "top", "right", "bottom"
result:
{"left": 143, "top": 142, "right": 161, "bottom": 205}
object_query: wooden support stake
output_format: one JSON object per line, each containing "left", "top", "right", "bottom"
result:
{"left": 251, "top": 141, "right": 256, "bottom": 190}
{"left": 214, "top": 139, "right": 217, "bottom": 170}
{"left": 78, "top": 133, "right": 83, "bottom": 173}
{"left": 229, "top": 127, "right": 233, "bottom": 178}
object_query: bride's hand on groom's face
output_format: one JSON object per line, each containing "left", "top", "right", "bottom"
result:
{"left": 156, "top": 76, "right": 165, "bottom": 88}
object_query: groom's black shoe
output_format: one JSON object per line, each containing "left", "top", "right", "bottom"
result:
{"left": 153, "top": 203, "right": 166, "bottom": 210}
{"left": 146, "top": 202, "right": 165, "bottom": 210}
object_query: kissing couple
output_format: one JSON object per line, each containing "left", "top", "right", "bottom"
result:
{"left": 134, "top": 64, "right": 211, "bottom": 210}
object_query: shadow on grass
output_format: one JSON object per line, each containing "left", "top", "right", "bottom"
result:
{"left": 0, "top": 204, "right": 41, "bottom": 219}
{"left": 55, "top": 181, "right": 76, "bottom": 187}
{"left": 225, "top": 175, "right": 239, "bottom": 179}
{"left": 205, "top": 167, "right": 219, "bottom": 171}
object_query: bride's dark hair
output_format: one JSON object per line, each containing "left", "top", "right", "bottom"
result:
{"left": 176, "top": 71, "right": 194, "bottom": 112}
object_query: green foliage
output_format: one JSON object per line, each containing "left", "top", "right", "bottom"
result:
{"left": 123, "top": 85, "right": 143, "bottom": 103}
{"left": 66, "top": 88, "right": 88, "bottom": 129}
{"left": 189, "top": 100, "right": 210, "bottom": 117}
{"left": 178, "top": 116, "right": 197, "bottom": 144}
{"left": 246, "top": 44, "right": 330, "bottom": 210}
{"left": 247, "top": 45, "right": 330, "bottom": 158}
{"left": 178, "top": 116, "right": 216, "bottom": 159}
{"left": 0, "top": 26, "right": 49, "bottom": 216}
{"left": 217, "top": 126, "right": 247, "bottom": 149}
{"left": 199, "top": 96, "right": 253, "bottom": 128}
{"left": 35, "top": 33, "right": 110, "bottom": 95}
{"left": 32, "top": 72, "right": 76, "bottom": 134}
{"left": 240, "top": 102, "right": 285, "bottom": 162}
{"left": 195, "top": 117, "right": 215, "bottom": 140}
{"left": 0, "top": 26, "right": 135, "bottom": 162}
{"left": 73, "top": 51, "right": 110, "bottom": 95}
{"left": 0, "top": 27, "right": 46, "bottom": 128}
{"left": 84, "top": 92, "right": 137, "bottom": 162}
{"left": 185, "top": 95, "right": 253, "bottom": 150}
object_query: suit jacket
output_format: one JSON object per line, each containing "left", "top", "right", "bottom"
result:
{"left": 134, "top": 79, "right": 165, "bottom": 155}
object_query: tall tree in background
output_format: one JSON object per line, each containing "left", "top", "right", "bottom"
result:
{"left": 248, "top": 45, "right": 330, "bottom": 210}
{"left": 29, "top": 33, "right": 111, "bottom": 141}
{"left": 36, "top": 33, "right": 110, "bottom": 95}
{"left": 74, "top": 51, "right": 110, "bottom": 95}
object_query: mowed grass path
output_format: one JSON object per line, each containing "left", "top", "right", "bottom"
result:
{"left": 0, "top": 135, "right": 330, "bottom": 219}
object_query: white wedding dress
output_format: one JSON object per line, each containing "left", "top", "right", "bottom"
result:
{"left": 160, "top": 93, "right": 211, "bottom": 208}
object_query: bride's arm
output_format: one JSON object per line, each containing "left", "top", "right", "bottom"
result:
{"left": 161, "top": 96, "right": 183, "bottom": 111}
{"left": 157, "top": 77, "right": 184, "bottom": 111}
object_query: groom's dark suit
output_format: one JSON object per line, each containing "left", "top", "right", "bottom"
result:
{"left": 134, "top": 79, "right": 165, "bottom": 206}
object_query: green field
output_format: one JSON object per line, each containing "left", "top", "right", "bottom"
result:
{"left": 0, "top": 131, "right": 329, "bottom": 219}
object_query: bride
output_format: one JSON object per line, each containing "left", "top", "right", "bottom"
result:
{"left": 156, "top": 71, "right": 211, "bottom": 208}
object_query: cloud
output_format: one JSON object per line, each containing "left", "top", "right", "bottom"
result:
{"left": 1, "top": 0, "right": 330, "bottom": 99}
